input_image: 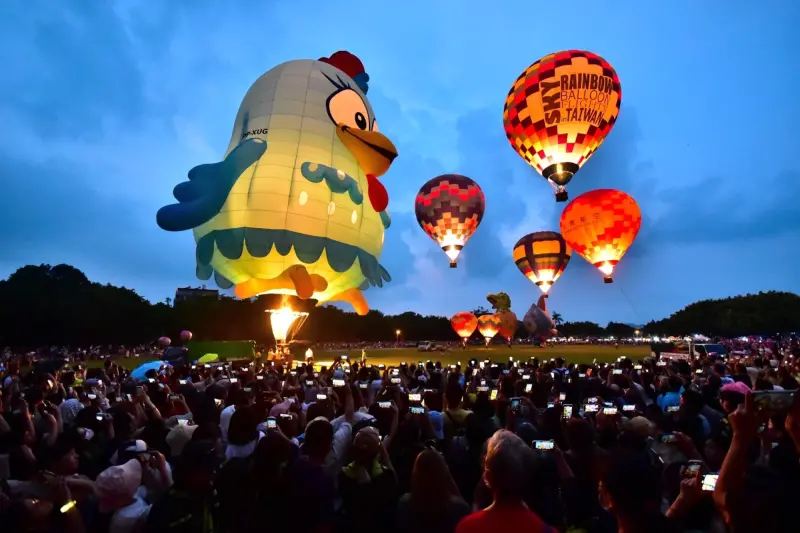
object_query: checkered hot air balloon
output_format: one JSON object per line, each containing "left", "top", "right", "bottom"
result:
{"left": 559, "top": 189, "right": 641, "bottom": 284}
{"left": 512, "top": 231, "right": 571, "bottom": 296}
{"left": 503, "top": 50, "right": 622, "bottom": 202}
{"left": 477, "top": 314, "right": 502, "bottom": 346}
{"left": 451, "top": 312, "right": 478, "bottom": 344}
{"left": 415, "top": 175, "right": 485, "bottom": 268}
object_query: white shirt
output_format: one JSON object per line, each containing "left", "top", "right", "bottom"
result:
{"left": 109, "top": 495, "right": 150, "bottom": 533}
{"left": 332, "top": 411, "right": 374, "bottom": 432}
{"left": 219, "top": 405, "right": 236, "bottom": 444}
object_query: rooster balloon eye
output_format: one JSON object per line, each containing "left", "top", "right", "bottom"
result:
{"left": 326, "top": 88, "right": 370, "bottom": 130}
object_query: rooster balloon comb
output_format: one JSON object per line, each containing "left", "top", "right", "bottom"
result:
{"left": 156, "top": 51, "right": 398, "bottom": 315}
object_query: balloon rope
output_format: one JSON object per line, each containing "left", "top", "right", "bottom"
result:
{"left": 617, "top": 283, "right": 644, "bottom": 326}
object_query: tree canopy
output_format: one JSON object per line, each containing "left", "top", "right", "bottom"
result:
{"left": 0, "top": 264, "right": 798, "bottom": 348}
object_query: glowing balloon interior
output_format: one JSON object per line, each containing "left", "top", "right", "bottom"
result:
{"left": 496, "top": 310, "right": 518, "bottom": 343}
{"left": 415, "top": 174, "right": 485, "bottom": 268}
{"left": 512, "top": 231, "right": 571, "bottom": 295}
{"left": 451, "top": 312, "right": 479, "bottom": 341}
{"left": 477, "top": 314, "right": 502, "bottom": 346}
{"left": 559, "top": 189, "right": 641, "bottom": 283}
{"left": 156, "top": 51, "right": 397, "bottom": 316}
{"left": 267, "top": 307, "right": 309, "bottom": 344}
{"left": 503, "top": 50, "right": 622, "bottom": 202}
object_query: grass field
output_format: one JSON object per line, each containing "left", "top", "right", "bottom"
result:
{"left": 89, "top": 344, "right": 651, "bottom": 371}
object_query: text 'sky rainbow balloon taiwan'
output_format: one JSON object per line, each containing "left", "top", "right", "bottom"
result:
{"left": 503, "top": 50, "right": 622, "bottom": 202}
{"left": 415, "top": 174, "right": 485, "bottom": 268}
{"left": 156, "top": 52, "right": 398, "bottom": 315}
{"left": 559, "top": 189, "right": 641, "bottom": 284}
{"left": 477, "top": 314, "right": 502, "bottom": 346}
{"left": 451, "top": 312, "right": 478, "bottom": 343}
{"left": 512, "top": 231, "right": 571, "bottom": 296}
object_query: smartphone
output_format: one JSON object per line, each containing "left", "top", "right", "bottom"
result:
{"left": 683, "top": 460, "right": 703, "bottom": 478}
{"left": 178, "top": 419, "right": 190, "bottom": 426}
{"left": 96, "top": 413, "right": 104, "bottom": 421}
{"left": 148, "top": 378, "right": 156, "bottom": 383}
{"left": 358, "top": 382, "right": 368, "bottom": 390}
{"left": 230, "top": 378, "right": 238, "bottom": 383}
{"left": 204, "top": 364, "right": 211, "bottom": 368}
{"left": 588, "top": 397, "right": 598, "bottom": 404}
{"left": 547, "top": 402, "right": 555, "bottom": 408}
{"left": 559, "top": 392, "right": 567, "bottom": 401}
{"left": 622, "top": 404, "right": 636, "bottom": 412}
{"left": 752, "top": 390, "right": 796, "bottom": 414}
{"left": 578, "top": 373, "right": 586, "bottom": 378}
{"left": 510, "top": 397, "right": 521, "bottom": 411}
{"left": 178, "top": 379, "right": 187, "bottom": 385}
{"left": 256, "top": 375, "right": 264, "bottom": 380}
{"left": 378, "top": 364, "right": 386, "bottom": 369}
{"left": 490, "top": 389, "right": 498, "bottom": 401}
{"left": 332, "top": 379, "right": 345, "bottom": 387}
{"left": 563, "top": 404, "right": 573, "bottom": 419}
{"left": 87, "top": 393, "right": 97, "bottom": 400}
{"left": 280, "top": 413, "right": 292, "bottom": 420}
{"left": 391, "top": 377, "right": 401, "bottom": 384}
{"left": 525, "top": 383, "right": 533, "bottom": 393}
{"left": 634, "top": 365, "right": 642, "bottom": 370}
{"left": 316, "top": 394, "right": 327, "bottom": 401}
{"left": 477, "top": 386, "right": 489, "bottom": 392}
{"left": 266, "top": 417, "right": 277, "bottom": 429}
{"left": 584, "top": 404, "right": 599, "bottom": 413}
{"left": 341, "top": 355, "right": 349, "bottom": 360}
{"left": 701, "top": 474, "right": 718, "bottom": 491}
{"left": 305, "top": 380, "right": 314, "bottom": 387}
{"left": 169, "top": 394, "right": 181, "bottom": 401}
{"left": 243, "top": 387, "right": 252, "bottom": 393}
{"left": 612, "top": 369, "right": 623, "bottom": 375}
{"left": 603, "top": 407, "right": 618, "bottom": 415}
{"left": 124, "top": 393, "right": 133, "bottom": 401}
{"left": 659, "top": 433, "right": 678, "bottom": 444}
{"left": 667, "top": 405, "right": 680, "bottom": 413}
{"left": 695, "top": 369, "right": 703, "bottom": 375}
{"left": 657, "top": 361, "right": 667, "bottom": 367}
{"left": 378, "top": 401, "right": 391, "bottom": 409}
{"left": 214, "top": 399, "right": 223, "bottom": 406}
{"left": 409, "top": 393, "right": 421, "bottom": 402}
{"left": 410, "top": 406, "right": 425, "bottom": 414}
{"left": 522, "top": 374, "right": 531, "bottom": 380}
{"left": 391, "top": 368, "right": 400, "bottom": 376}
{"left": 534, "top": 440, "right": 554, "bottom": 450}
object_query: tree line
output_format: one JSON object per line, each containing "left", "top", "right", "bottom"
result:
{"left": 0, "top": 264, "right": 798, "bottom": 349}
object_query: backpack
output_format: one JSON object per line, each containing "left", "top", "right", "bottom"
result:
{"left": 444, "top": 411, "right": 471, "bottom": 466}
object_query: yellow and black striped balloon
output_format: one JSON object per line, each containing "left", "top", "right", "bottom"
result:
{"left": 512, "top": 231, "right": 571, "bottom": 295}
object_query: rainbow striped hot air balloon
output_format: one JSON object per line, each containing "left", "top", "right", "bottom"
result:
{"left": 513, "top": 231, "right": 571, "bottom": 296}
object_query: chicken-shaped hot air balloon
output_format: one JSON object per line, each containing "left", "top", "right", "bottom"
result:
{"left": 559, "top": 189, "right": 641, "bottom": 284}
{"left": 451, "top": 312, "right": 478, "bottom": 347}
{"left": 503, "top": 51, "right": 622, "bottom": 202}
{"left": 415, "top": 174, "right": 485, "bottom": 268}
{"left": 523, "top": 295, "right": 557, "bottom": 341}
{"left": 156, "top": 52, "right": 397, "bottom": 315}
{"left": 512, "top": 231, "right": 571, "bottom": 296}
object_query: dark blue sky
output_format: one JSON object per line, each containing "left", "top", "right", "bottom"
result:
{"left": 1, "top": 1, "right": 798, "bottom": 324}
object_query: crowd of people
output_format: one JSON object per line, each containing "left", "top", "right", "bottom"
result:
{"left": 1, "top": 344, "right": 800, "bottom": 533}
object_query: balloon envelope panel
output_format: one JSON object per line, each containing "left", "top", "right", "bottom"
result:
{"left": 512, "top": 231, "right": 571, "bottom": 293}
{"left": 415, "top": 174, "right": 485, "bottom": 252}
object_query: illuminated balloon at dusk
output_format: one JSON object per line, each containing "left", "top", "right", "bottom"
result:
{"left": 477, "top": 314, "right": 502, "bottom": 345}
{"left": 503, "top": 50, "right": 622, "bottom": 202}
{"left": 180, "top": 330, "right": 192, "bottom": 342}
{"left": 158, "top": 336, "right": 171, "bottom": 347}
{"left": 559, "top": 189, "right": 641, "bottom": 283}
{"left": 512, "top": 231, "right": 571, "bottom": 296}
{"left": 415, "top": 174, "right": 485, "bottom": 268}
{"left": 451, "top": 312, "right": 478, "bottom": 341}
{"left": 496, "top": 310, "right": 518, "bottom": 343}
{"left": 156, "top": 51, "right": 398, "bottom": 315}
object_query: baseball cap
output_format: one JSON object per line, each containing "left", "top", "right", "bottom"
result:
{"left": 95, "top": 459, "right": 142, "bottom": 513}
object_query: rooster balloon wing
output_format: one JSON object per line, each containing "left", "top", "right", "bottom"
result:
{"left": 157, "top": 52, "right": 397, "bottom": 315}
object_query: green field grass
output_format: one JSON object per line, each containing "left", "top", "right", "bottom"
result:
{"left": 88, "top": 344, "right": 650, "bottom": 371}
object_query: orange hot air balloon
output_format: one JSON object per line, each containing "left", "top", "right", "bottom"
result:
{"left": 559, "top": 189, "right": 641, "bottom": 283}
{"left": 503, "top": 50, "right": 622, "bottom": 202}
{"left": 512, "top": 231, "right": 571, "bottom": 296}
{"left": 477, "top": 314, "right": 502, "bottom": 346}
{"left": 451, "top": 312, "right": 478, "bottom": 344}
{"left": 496, "top": 310, "right": 518, "bottom": 345}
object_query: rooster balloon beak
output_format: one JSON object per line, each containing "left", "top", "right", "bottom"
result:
{"left": 336, "top": 125, "right": 398, "bottom": 178}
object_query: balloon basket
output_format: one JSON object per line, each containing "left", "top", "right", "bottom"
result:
{"left": 449, "top": 261, "right": 457, "bottom": 268}
{"left": 555, "top": 191, "right": 568, "bottom": 202}
{"left": 603, "top": 276, "right": 613, "bottom": 284}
